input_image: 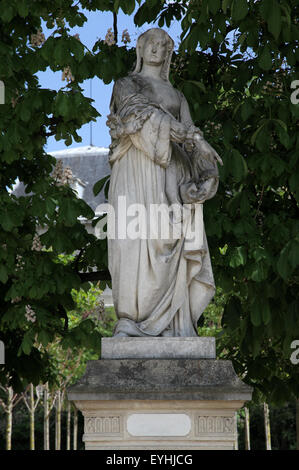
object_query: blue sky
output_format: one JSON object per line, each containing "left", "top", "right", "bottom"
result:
{"left": 40, "top": 7, "right": 182, "bottom": 153}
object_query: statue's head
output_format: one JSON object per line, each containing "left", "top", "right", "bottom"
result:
{"left": 134, "top": 28, "right": 174, "bottom": 81}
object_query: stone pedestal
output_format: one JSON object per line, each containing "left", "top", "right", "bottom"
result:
{"left": 67, "top": 338, "right": 252, "bottom": 450}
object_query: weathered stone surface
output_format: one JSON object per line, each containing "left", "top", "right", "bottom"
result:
{"left": 68, "top": 359, "right": 252, "bottom": 402}
{"left": 68, "top": 357, "right": 252, "bottom": 449}
{"left": 101, "top": 337, "right": 216, "bottom": 359}
{"left": 107, "top": 27, "right": 222, "bottom": 338}
{"left": 70, "top": 399, "right": 244, "bottom": 450}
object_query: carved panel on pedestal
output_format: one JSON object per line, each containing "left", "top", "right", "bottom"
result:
{"left": 196, "top": 416, "right": 234, "bottom": 435}
{"left": 85, "top": 416, "right": 122, "bottom": 435}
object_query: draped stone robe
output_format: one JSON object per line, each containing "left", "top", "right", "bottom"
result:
{"left": 106, "top": 72, "right": 219, "bottom": 337}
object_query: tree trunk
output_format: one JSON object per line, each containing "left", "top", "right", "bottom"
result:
{"left": 244, "top": 407, "right": 250, "bottom": 450}
{"left": 73, "top": 405, "right": 78, "bottom": 450}
{"left": 55, "top": 390, "right": 61, "bottom": 450}
{"left": 30, "top": 384, "right": 35, "bottom": 450}
{"left": 263, "top": 402, "right": 271, "bottom": 450}
{"left": 44, "top": 383, "right": 49, "bottom": 450}
{"left": 6, "top": 387, "right": 13, "bottom": 450}
{"left": 296, "top": 398, "right": 299, "bottom": 451}
{"left": 66, "top": 400, "right": 71, "bottom": 450}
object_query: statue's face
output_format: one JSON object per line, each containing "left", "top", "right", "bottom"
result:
{"left": 142, "top": 33, "right": 167, "bottom": 67}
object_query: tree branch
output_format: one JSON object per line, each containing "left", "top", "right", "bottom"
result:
{"left": 113, "top": 11, "right": 118, "bottom": 44}
{"left": 0, "top": 398, "right": 6, "bottom": 410}
{"left": 21, "top": 393, "right": 31, "bottom": 412}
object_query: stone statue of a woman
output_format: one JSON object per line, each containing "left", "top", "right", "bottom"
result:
{"left": 106, "top": 28, "right": 222, "bottom": 337}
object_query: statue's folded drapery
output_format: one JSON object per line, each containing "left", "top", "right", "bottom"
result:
{"left": 107, "top": 74, "right": 219, "bottom": 337}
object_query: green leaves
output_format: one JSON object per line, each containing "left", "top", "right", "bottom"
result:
{"left": 260, "top": 0, "right": 282, "bottom": 40}
{"left": 186, "top": 80, "right": 206, "bottom": 93}
{"left": 250, "top": 262, "right": 269, "bottom": 282}
{"left": 19, "top": 330, "right": 35, "bottom": 356}
{"left": 55, "top": 92, "right": 71, "bottom": 117}
{"left": 227, "top": 149, "right": 248, "bottom": 182}
{"left": 250, "top": 297, "right": 271, "bottom": 327}
{"left": 0, "top": 265, "right": 8, "bottom": 283}
{"left": 0, "top": 5, "right": 14, "bottom": 23}
{"left": 262, "top": 302, "right": 271, "bottom": 325}
{"left": 221, "top": 296, "right": 241, "bottom": 330}
{"left": 240, "top": 99, "right": 253, "bottom": 121}
{"left": 277, "top": 239, "right": 299, "bottom": 280}
{"left": 274, "top": 120, "right": 290, "bottom": 149}
{"left": 70, "top": 36, "right": 85, "bottom": 62}
{"left": 232, "top": 150, "right": 248, "bottom": 181}
{"left": 118, "top": 0, "right": 136, "bottom": 15}
{"left": 222, "top": 0, "right": 232, "bottom": 14}
{"left": 250, "top": 299, "right": 261, "bottom": 327}
{"left": 17, "top": 0, "right": 29, "bottom": 18}
{"left": 0, "top": 204, "right": 24, "bottom": 231}
{"left": 232, "top": 0, "right": 248, "bottom": 22}
{"left": 58, "top": 197, "right": 87, "bottom": 226}
{"left": 208, "top": 0, "right": 220, "bottom": 15}
{"left": 53, "top": 40, "right": 68, "bottom": 65}
{"left": 229, "top": 246, "right": 247, "bottom": 267}
{"left": 93, "top": 174, "right": 110, "bottom": 197}
{"left": 37, "top": 330, "right": 53, "bottom": 348}
{"left": 19, "top": 103, "right": 31, "bottom": 122}
{"left": 134, "top": 0, "right": 163, "bottom": 26}
{"left": 259, "top": 45, "right": 272, "bottom": 70}
{"left": 61, "top": 319, "right": 102, "bottom": 353}
{"left": 267, "top": 1, "right": 281, "bottom": 40}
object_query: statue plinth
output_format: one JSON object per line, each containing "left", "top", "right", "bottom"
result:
{"left": 101, "top": 336, "right": 216, "bottom": 359}
{"left": 67, "top": 338, "right": 252, "bottom": 450}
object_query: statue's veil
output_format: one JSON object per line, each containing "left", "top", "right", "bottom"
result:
{"left": 133, "top": 28, "right": 174, "bottom": 82}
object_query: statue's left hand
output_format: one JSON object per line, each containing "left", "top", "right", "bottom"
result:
{"left": 193, "top": 134, "right": 223, "bottom": 166}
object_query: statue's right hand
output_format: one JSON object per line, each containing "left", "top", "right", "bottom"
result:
{"left": 193, "top": 134, "right": 223, "bottom": 166}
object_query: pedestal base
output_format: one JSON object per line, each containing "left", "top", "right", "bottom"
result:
{"left": 73, "top": 399, "right": 243, "bottom": 450}
{"left": 68, "top": 349, "right": 252, "bottom": 450}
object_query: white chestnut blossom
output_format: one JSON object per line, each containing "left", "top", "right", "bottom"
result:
{"left": 25, "top": 305, "right": 36, "bottom": 323}
{"left": 62, "top": 66, "right": 75, "bottom": 83}
{"left": 104, "top": 28, "right": 115, "bottom": 46}
{"left": 16, "top": 254, "right": 25, "bottom": 271}
{"left": 31, "top": 234, "right": 43, "bottom": 252}
{"left": 30, "top": 28, "right": 45, "bottom": 47}
{"left": 121, "top": 29, "right": 131, "bottom": 45}
{"left": 52, "top": 160, "right": 75, "bottom": 186}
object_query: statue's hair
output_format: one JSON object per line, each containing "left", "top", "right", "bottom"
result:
{"left": 133, "top": 28, "right": 174, "bottom": 82}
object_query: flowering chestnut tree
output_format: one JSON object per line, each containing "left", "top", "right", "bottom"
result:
{"left": 0, "top": 0, "right": 124, "bottom": 390}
